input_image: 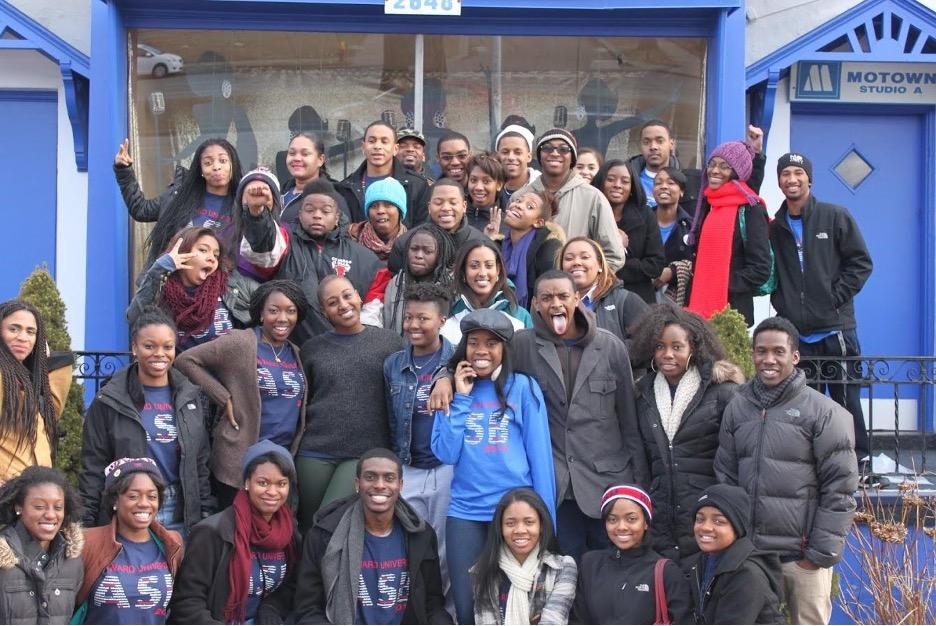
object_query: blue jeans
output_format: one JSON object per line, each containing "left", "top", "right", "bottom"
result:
{"left": 157, "top": 483, "right": 187, "bottom": 538}
{"left": 557, "top": 499, "right": 609, "bottom": 564}
{"left": 446, "top": 517, "right": 489, "bottom": 625}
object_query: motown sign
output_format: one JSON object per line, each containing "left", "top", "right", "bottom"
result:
{"left": 792, "top": 61, "right": 936, "bottom": 104}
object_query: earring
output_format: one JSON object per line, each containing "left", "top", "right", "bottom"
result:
{"left": 650, "top": 360, "right": 658, "bottom": 373}
{"left": 113, "top": 506, "right": 117, "bottom": 511}
{"left": 15, "top": 510, "right": 20, "bottom": 516}
{"left": 687, "top": 353, "right": 693, "bottom": 367}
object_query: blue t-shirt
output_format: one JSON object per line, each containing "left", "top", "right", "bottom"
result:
{"left": 356, "top": 524, "right": 410, "bottom": 625}
{"left": 245, "top": 548, "right": 288, "bottom": 621}
{"left": 641, "top": 168, "right": 657, "bottom": 207}
{"left": 786, "top": 213, "right": 805, "bottom": 270}
{"left": 85, "top": 534, "right": 172, "bottom": 625}
{"left": 256, "top": 328, "right": 305, "bottom": 448}
{"left": 191, "top": 192, "right": 231, "bottom": 230}
{"left": 179, "top": 297, "right": 233, "bottom": 351}
{"left": 410, "top": 350, "right": 443, "bottom": 470}
{"left": 659, "top": 221, "right": 676, "bottom": 244}
{"left": 282, "top": 188, "right": 301, "bottom": 208}
{"left": 364, "top": 174, "right": 390, "bottom": 191}
{"left": 140, "top": 385, "right": 180, "bottom": 486}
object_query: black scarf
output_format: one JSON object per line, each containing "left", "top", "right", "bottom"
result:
{"left": 749, "top": 368, "right": 805, "bottom": 409}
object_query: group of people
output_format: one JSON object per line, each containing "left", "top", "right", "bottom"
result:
{"left": 0, "top": 111, "right": 875, "bottom": 625}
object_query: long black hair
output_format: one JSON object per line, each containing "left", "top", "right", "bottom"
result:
{"left": 404, "top": 223, "right": 456, "bottom": 284}
{"left": 592, "top": 158, "right": 646, "bottom": 210}
{"left": 447, "top": 325, "right": 515, "bottom": 414}
{"left": 146, "top": 138, "right": 244, "bottom": 265}
{"left": 0, "top": 465, "right": 81, "bottom": 529}
{"left": 452, "top": 239, "right": 519, "bottom": 311}
{"left": 628, "top": 303, "right": 727, "bottom": 371}
{"left": 472, "top": 488, "right": 557, "bottom": 606}
{"left": 0, "top": 299, "right": 54, "bottom": 461}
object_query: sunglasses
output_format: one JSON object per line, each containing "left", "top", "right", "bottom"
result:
{"left": 541, "top": 144, "right": 573, "bottom": 155}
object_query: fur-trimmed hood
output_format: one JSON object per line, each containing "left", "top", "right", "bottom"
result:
{"left": 711, "top": 359, "right": 746, "bottom": 385}
{"left": 0, "top": 522, "right": 84, "bottom": 569}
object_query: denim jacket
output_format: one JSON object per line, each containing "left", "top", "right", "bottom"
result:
{"left": 383, "top": 338, "right": 456, "bottom": 465}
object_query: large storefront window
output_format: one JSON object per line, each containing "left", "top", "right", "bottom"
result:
{"left": 127, "top": 28, "right": 706, "bottom": 272}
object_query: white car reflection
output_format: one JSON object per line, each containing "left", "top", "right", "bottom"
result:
{"left": 137, "top": 44, "right": 184, "bottom": 78}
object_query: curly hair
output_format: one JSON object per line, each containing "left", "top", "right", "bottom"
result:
{"left": 628, "top": 303, "right": 727, "bottom": 371}
{"left": 249, "top": 279, "right": 309, "bottom": 326}
{"left": 0, "top": 465, "right": 82, "bottom": 528}
{"left": 0, "top": 299, "right": 55, "bottom": 460}
{"left": 404, "top": 281, "right": 451, "bottom": 315}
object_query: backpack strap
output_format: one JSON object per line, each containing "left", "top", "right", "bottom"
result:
{"left": 654, "top": 557, "right": 671, "bottom": 625}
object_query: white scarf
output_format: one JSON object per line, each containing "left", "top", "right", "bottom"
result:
{"left": 653, "top": 365, "right": 701, "bottom": 442}
{"left": 498, "top": 544, "right": 540, "bottom": 625}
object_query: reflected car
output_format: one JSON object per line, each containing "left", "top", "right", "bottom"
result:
{"left": 136, "top": 44, "right": 184, "bottom": 78}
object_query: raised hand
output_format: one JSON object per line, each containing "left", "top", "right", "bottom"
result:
{"left": 243, "top": 181, "right": 274, "bottom": 216}
{"left": 747, "top": 125, "right": 764, "bottom": 154}
{"left": 114, "top": 138, "right": 133, "bottom": 167}
{"left": 167, "top": 237, "right": 196, "bottom": 271}
{"left": 484, "top": 206, "right": 502, "bottom": 238}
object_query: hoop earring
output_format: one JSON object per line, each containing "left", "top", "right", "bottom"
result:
{"left": 650, "top": 360, "right": 658, "bottom": 373}
{"left": 686, "top": 353, "right": 692, "bottom": 368}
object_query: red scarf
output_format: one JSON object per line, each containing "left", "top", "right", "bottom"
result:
{"left": 160, "top": 269, "right": 227, "bottom": 337}
{"left": 224, "top": 489, "right": 297, "bottom": 624}
{"left": 687, "top": 181, "right": 765, "bottom": 319}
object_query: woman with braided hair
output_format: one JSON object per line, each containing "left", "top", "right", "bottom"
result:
{"left": 127, "top": 226, "right": 236, "bottom": 352}
{"left": 0, "top": 299, "right": 72, "bottom": 483}
{"left": 114, "top": 137, "right": 245, "bottom": 269}
{"left": 361, "top": 222, "right": 457, "bottom": 334}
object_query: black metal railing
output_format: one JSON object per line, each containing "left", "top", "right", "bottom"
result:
{"left": 73, "top": 351, "right": 132, "bottom": 394}
{"left": 69, "top": 351, "right": 934, "bottom": 481}
{"left": 802, "top": 356, "right": 935, "bottom": 482}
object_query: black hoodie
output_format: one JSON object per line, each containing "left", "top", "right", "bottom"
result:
{"left": 686, "top": 485, "right": 785, "bottom": 624}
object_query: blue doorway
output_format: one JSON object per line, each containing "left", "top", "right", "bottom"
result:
{"left": 0, "top": 90, "right": 58, "bottom": 299}
{"left": 790, "top": 109, "right": 926, "bottom": 357}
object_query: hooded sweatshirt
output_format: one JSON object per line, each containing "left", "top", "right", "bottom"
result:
{"left": 686, "top": 488, "right": 785, "bottom": 624}
{"left": 522, "top": 172, "right": 626, "bottom": 272}
{"left": 431, "top": 373, "right": 557, "bottom": 525}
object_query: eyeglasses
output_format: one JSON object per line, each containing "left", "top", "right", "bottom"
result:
{"left": 541, "top": 144, "right": 573, "bottom": 155}
{"left": 439, "top": 151, "right": 469, "bottom": 162}
{"left": 706, "top": 159, "right": 733, "bottom": 173}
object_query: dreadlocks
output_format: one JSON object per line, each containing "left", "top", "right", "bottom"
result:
{"left": 0, "top": 300, "right": 55, "bottom": 461}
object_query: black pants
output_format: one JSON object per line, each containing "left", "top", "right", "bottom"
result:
{"left": 798, "top": 328, "right": 870, "bottom": 461}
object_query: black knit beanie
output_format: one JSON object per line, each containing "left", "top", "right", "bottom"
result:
{"left": 692, "top": 484, "right": 751, "bottom": 538}
{"left": 777, "top": 152, "right": 813, "bottom": 182}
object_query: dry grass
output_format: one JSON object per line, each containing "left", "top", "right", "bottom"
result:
{"left": 840, "top": 482, "right": 936, "bottom": 624}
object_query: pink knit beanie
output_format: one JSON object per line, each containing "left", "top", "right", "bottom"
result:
{"left": 709, "top": 141, "right": 756, "bottom": 182}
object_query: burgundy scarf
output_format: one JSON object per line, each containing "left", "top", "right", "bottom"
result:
{"left": 687, "top": 180, "right": 765, "bottom": 319}
{"left": 351, "top": 221, "right": 406, "bottom": 261}
{"left": 160, "top": 269, "right": 227, "bottom": 336}
{"left": 224, "top": 489, "right": 297, "bottom": 623}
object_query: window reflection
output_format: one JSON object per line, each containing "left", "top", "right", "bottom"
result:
{"left": 127, "top": 28, "right": 705, "bottom": 276}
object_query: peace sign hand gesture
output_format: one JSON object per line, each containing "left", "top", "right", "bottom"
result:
{"left": 114, "top": 139, "right": 133, "bottom": 167}
{"left": 167, "top": 237, "right": 196, "bottom": 271}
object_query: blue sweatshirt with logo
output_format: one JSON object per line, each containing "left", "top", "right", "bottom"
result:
{"left": 431, "top": 373, "right": 556, "bottom": 525}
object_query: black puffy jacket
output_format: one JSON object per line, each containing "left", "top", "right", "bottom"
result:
{"left": 714, "top": 374, "right": 859, "bottom": 567}
{"left": 336, "top": 158, "right": 432, "bottom": 227}
{"left": 0, "top": 523, "right": 84, "bottom": 625}
{"left": 636, "top": 361, "right": 743, "bottom": 561}
{"left": 592, "top": 281, "right": 650, "bottom": 346}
